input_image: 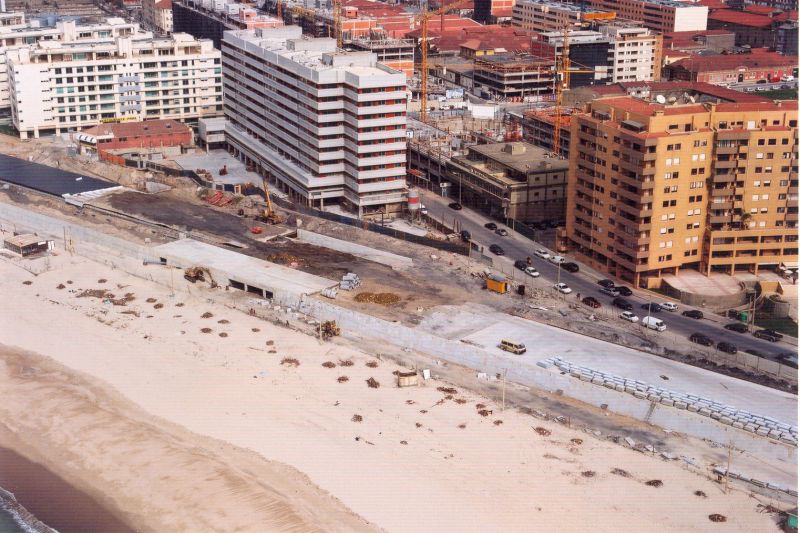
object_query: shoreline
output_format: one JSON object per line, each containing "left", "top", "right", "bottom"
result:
{"left": 0, "top": 443, "right": 133, "bottom": 533}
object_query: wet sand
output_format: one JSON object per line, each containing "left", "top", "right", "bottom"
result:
{"left": 0, "top": 446, "right": 133, "bottom": 533}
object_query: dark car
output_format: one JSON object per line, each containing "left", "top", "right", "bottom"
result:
{"left": 495, "top": 228, "right": 509, "bottom": 236}
{"left": 514, "top": 260, "right": 528, "bottom": 270}
{"left": 615, "top": 286, "right": 632, "bottom": 296}
{"left": 484, "top": 222, "right": 498, "bottom": 231}
{"left": 754, "top": 330, "right": 781, "bottom": 342}
{"left": 460, "top": 230, "right": 471, "bottom": 242}
{"left": 598, "top": 279, "right": 615, "bottom": 289}
{"left": 582, "top": 296, "right": 601, "bottom": 308}
{"left": 777, "top": 353, "right": 798, "bottom": 369}
{"left": 690, "top": 333, "right": 713, "bottom": 346}
{"left": 562, "top": 262, "right": 579, "bottom": 273}
{"left": 724, "top": 322, "right": 749, "bottom": 333}
{"left": 641, "top": 303, "right": 663, "bottom": 313}
{"left": 448, "top": 202, "right": 462, "bottom": 210}
{"left": 600, "top": 287, "right": 621, "bottom": 297}
{"left": 717, "top": 341, "right": 738, "bottom": 354}
{"left": 682, "top": 309, "right": 704, "bottom": 319}
{"left": 489, "top": 244, "right": 504, "bottom": 255}
{"left": 613, "top": 297, "right": 633, "bottom": 310}
{"left": 756, "top": 329, "right": 784, "bottom": 340}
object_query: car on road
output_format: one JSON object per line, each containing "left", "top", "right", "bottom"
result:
{"left": 619, "top": 311, "right": 639, "bottom": 323}
{"left": 484, "top": 222, "right": 497, "bottom": 230}
{"left": 660, "top": 302, "right": 678, "bottom": 312}
{"left": 600, "top": 287, "right": 621, "bottom": 297}
{"left": 534, "top": 249, "right": 550, "bottom": 259}
{"left": 682, "top": 309, "right": 704, "bottom": 319}
{"left": 615, "top": 286, "right": 632, "bottom": 296}
{"left": 641, "top": 316, "right": 667, "bottom": 331}
{"left": 717, "top": 341, "right": 738, "bottom": 354}
{"left": 495, "top": 228, "right": 509, "bottom": 236}
{"left": 756, "top": 329, "right": 783, "bottom": 340}
{"left": 489, "top": 244, "right": 504, "bottom": 255}
{"left": 460, "top": 230, "right": 471, "bottom": 241}
{"left": 562, "top": 262, "right": 579, "bottom": 273}
{"left": 514, "top": 260, "right": 528, "bottom": 270}
{"left": 753, "top": 329, "right": 781, "bottom": 342}
{"left": 598, "top": 279, "right": 615, "bottom": 289}
{"left": 448, "top": 202, "right": 462, "bottom": 210}
{"left": 582, "top": 296, "right": 601, "bottom": 308}
{"left": 777, "top": 353, "right": 798, "bottom": 369}
{"left": 613, "top": 297, "right": 633, "bottom": 310}
{"left": 549, "top": 255, "right": 566, "bottom": 264}
{"left": 689, "top": 333, "right": 713, "bottom": 346}
{"left": 724, "top": 322, "right": 749, "bottom": 333}
{"left": 524, "top": 266, "right": 540, "bottom": 277}
{"left": 553, "top": 282, "right": 572, "bottom": 294}
{"left": 641, "top": 303, "right": 662, "bottom": 313}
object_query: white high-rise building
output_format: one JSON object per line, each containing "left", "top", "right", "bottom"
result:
{"left": 0, "top": 16, "right": 148, "bottom": 112}
{"left": 222, "top": 26, "right": 408, "bottom": 218}
{"left": 7, "top": 33, "right": 222, "bottom": 138}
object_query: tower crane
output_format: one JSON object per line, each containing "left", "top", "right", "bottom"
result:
{"left": 552, "top": 25, "right": 596, "bottom": 157}
{"left": 333, "top": 0, "right": 343, "bottom": 47}
{"left": 418, "top": 0, "right": 472, "bottom": 123}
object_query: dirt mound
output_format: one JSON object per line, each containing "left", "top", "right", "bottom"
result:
{"left": 354, "top": 292, "right": 401, "bottom": 305}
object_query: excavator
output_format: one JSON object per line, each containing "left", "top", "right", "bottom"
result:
{"left": 183, "top": 266, "right": 218, "bottom": 288}
{"left": 255, "top": 173, "right": 284, "bottom": 225}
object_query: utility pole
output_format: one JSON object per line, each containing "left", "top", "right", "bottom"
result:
{"left": 501, "top": 368, "right": 507, "bottom": 412}
{"left": 724, "top": 441, "right": 732, "bottom": 494}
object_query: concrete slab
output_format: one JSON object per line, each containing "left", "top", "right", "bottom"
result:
{"left": 662, "top": 270, "right": 742, "bottom": 296}
{"left": 151, "top": 239, "right": 337, "bottom": 302}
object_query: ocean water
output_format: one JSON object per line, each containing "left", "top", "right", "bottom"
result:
{"left": 0, "top": 491, "right": 52, "bottom": 533}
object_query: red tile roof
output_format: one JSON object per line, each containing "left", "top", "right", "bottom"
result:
{"left": 82, "top": 119, "right": 191, "bottom": 139}
{"left": 662, "top": 29, "right": 734, "bottom": 48}
{"left": 708, "top": 9, "right": 773, "bottom": 27}
{"left": 668, "top": 51, "right": 798, "bottom": 72}
{"left": 590, "top": 81, "right": 773, "bottom": 103}
{"left": 155, "top": 0, "right": 171, "bottom": 8}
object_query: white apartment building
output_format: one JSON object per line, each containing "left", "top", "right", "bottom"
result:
{"left": 7, "top": 33, "right": 222, "bottom": 138}
{"left": 512, "top": 0, "right": 615, "bottom": 33}
{"left": 588, "top": 0, "right": 708, "bottom": 33}
{"left": 0, "top": 16, "right": 147, "bottom": 112}
{"left": 222, "top": 26, "right": 408, "bottom": 218}
{"left": 598, "top": 23, "right": 662, "bottom": 83}
{"left": 142, "top": 0, "right": 174, "bottom": 34}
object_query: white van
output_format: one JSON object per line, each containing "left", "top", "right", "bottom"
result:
{"left": 499, "top": 340, "right": 527, "bottom": 354}
{"left": 641, "top": 316, "right": 666, "bottom": 331}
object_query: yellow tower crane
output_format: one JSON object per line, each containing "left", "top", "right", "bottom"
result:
{"left": 552, "top": 25, "right": 596, "bottom": 157}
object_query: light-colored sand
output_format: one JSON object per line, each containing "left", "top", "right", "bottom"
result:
{"left": 0, "top": 251, "right": 784, "bottom": 532}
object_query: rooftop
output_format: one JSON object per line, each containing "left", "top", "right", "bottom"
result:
{"left": 513, "top": 0, "right": 610, "bottom": 14}
{"left": 0, "top": 153, "right": 118, "bottom": 197}
{"left": 82, "top": 119, "right": 191, "bottom": 139}
{"left": 708, "top": 9, "right": 775, "bottom": 27}
{"left": 468, "top": 142, "right": 568, "bottom": 175}
{"left": 668, "top": 50, "right": 798, "bottom": 72}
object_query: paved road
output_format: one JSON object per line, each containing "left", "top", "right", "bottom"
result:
{"left": 421, "top": 191, "right": 796, "bottom": 361}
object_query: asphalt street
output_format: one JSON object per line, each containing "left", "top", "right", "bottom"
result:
{"left": 420, "top": 191, "right": 797, "bottom": 361}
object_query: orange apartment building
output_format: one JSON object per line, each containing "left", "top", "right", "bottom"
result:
{"left": 566, "top": 82, "right": 798, "bottom": 287}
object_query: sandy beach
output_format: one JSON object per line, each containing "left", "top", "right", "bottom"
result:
{"left": 0, "top": 249, "right": 786, "bottom": 532}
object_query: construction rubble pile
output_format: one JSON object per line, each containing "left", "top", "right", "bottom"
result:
{"left": 339, "top": 272, "right": 361, "bottom": 291}
{"left": 538, "top": 356, "right": 799, "bottom": 446}
{"left": 353, "top": 292, "right": 402, "bottom": 305}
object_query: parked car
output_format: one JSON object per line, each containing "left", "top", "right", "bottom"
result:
{"left": 689, "top": 332, "right": 713, "bottom": 346}
{"left": 489, "top": 244, "right": 504, "bottom": 255}
{"left": 534, "top": 249, "right": 550, "bottom": 259}
{"left": 641, "top": 303, "right": 662, "bottom": 313}
{"left": 717, "top": 341, "right": 738, "bottom": 354}
{"left": 549, "top": 255, "right": 566, "bottom": 264}
{"left": 724, "top": 322, "right": 749, "bottom": 333}
{"left": 524, "top": 266, "right": 540, "bottom": 277}
{"left": 613, "top": 297, "right": 633, "bottom": 310}
{"left": 777, "top": 353, "right": 798, "bottom": 369}
{"left": 682, "top": 309, "right": 704, "bottom": 319}
{"left": 660, "top": 302, "right": 678, "bottom": 312}
{"left": 553, "top": 282, "right": 572, "bottom": 294}
{"left": 756, "top": 329, "right": 783, "bottom": 340}
{"left": 615, "top": 286, "right": 632, "bottom": 296}
{"left": 495, "top": 228, "right": 509, "bottom": 236}
{"left": 598, "top": 279, "right": 615, "bottom": 289}
{"left": 641, "top": 316, "right": 666, "bottom": 331}
{"left": 619, "top": 311, "right": 639, "bottom": 323}
{"left": 600, "top": 287, "right": 621, "bottom": 297}
{"left": 514, "top": 260, "right": 528, "bottom": 270}
{"left": 562, "top": 262, "right": 579, "bottom": 273}
{"left": 484, "top": 222, "right": 498, "bottom": 230}
{"left": 582, "top": 296, "right": 601, "bottom": 308}
{"left": 754, "top": 329, "right": 781, "bottom": 342}
{"left": 448, "top": 202, "right": 462, "bottom": 210}
{"left": 460, "top": 230, "right": 471, "bottom": 242}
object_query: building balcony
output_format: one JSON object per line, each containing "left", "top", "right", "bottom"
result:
{"left": 344, "top": 177, "right": 407, "bottom": 194}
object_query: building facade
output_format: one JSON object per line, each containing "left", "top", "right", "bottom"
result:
{"left": 7, "top": 33, "right": 222, "bottom": 138}
{"left": 172, "top": 0, "right": 282, "bottom": 48}
{"left": 142, "top": 0, "right": 174, "bottom": 34}
{"left": 587, "top": 0, "right": 708, "bottom": 33}
{"left": 447, "top": 142, "right": 568, "bottom": 224}
{"left": 222, "top": 26, "right": 407, "bottom": 217}
{"left": 663, "top": 50, "right": 798, "bottom": 84}
{"left": 512, "top": 0, "right": 615, "bottom": 33}
{"left": 473, "top": 54, "right": 556, "bottom": 100}
{"left": 566, "top": 83, "right": 798, "bottom": 286}
{"left": 80, "top": 119, "right": 192, "bottom": 150}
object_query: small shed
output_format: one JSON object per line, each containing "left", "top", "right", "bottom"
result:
{"left": 3, "top": 234, "right": 54, "bottom": 256}
{"left": 486, "top": 274, "right": 508, "bottom": 294}
{"left": 397, "top": 371, "right": 419, "bottom": 388}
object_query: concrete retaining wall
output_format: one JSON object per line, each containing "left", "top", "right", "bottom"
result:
{"left": 296, "top": 229, "right": 413, "bottom": 269}
{"left": 660, "top": 278, "right": 747, "bottom": 310}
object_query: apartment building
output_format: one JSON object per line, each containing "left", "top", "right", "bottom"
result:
{"left": 0, "top": 17, "right": 147, "bottom": 112}
{"left": 222, "top": 26, "right": 407, "bottom": 218}
{"left": 566, "top": 83, "right": 797, "bottom": 286}
{"left": 173, "top": 0, "right": 283, "bottom": 48}
{"left": 7, "top": 33, "right": 222, "bottom": 138}
{"left": 512, "top": 0, "right": 615, "bottom": 33}
{"left": 142, "top": 0, "right": 174, "bottom": 34}
{"left": 587, "top": 0, "right": 708, "bottom": 33}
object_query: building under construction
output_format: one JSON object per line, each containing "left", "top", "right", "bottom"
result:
{"left": 346, "top": 35, "right": 415, "bottom": 77}
{"left": 172, "top": 0, "right": 282, "bottom": 48}
{"left": 520, "top": 108, "right": 572, "bottom": 157}
{"left": 473, "top": 54, "right": 556, "bottom": 101}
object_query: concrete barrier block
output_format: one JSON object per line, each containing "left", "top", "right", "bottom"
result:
{"left": 745, "top": 425, "right": 757, "bottom": 433}
{"left": 660, "top": 398, "right": 674, "bottom": 407}
{"left": 604, "top": 382, "right": 616, "bottom": 389}
{"left": 699, "top": 408, "right": 712, "bottom": 417}
{"left": 591, "top": 377, "right": 603, "bottom": 384}
{"left": 625, "top": 386, "right": 636, "bottom": 393}
{"left": 750, "top": 479, "right": 766, "bottom": 488}
{"left": 720, "top": 416, "right": 734, "bottom": 425}
{"left": 633, "top": 391, "right": 646, "bottom": 399}
{"left": 537, "top": 361, "right": 552, "bottom": 369}
{"left": 732, "top": 422, "right": 744, "bottom": 429}
{"left": 647, "top": 394, "right": 661, "bottom": 402}
{"left": 570, "top": 371, "right": 581, "bottom": 378}
{"left": 768, "top": 429, "right": 781, "bottom": 438}
{"left": 710, "top": 413, "right": 722, "bottom": 420}
{"left": 615, "top": 384, "right": 625, "bottom": 392}
{"left": 687, "top": 404, "right": 699, "bottom": 412}
{"left": 674, "top": 401, "right": 687, "bottom": 410}
{"left": 756, "top": 427, "right": 769, "bottom": 436}
{"left": 624, "top": 437, "right": 636, "bottom": 447}
{"left": 579, "top": 374, "right": 592, "bottom": 382}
